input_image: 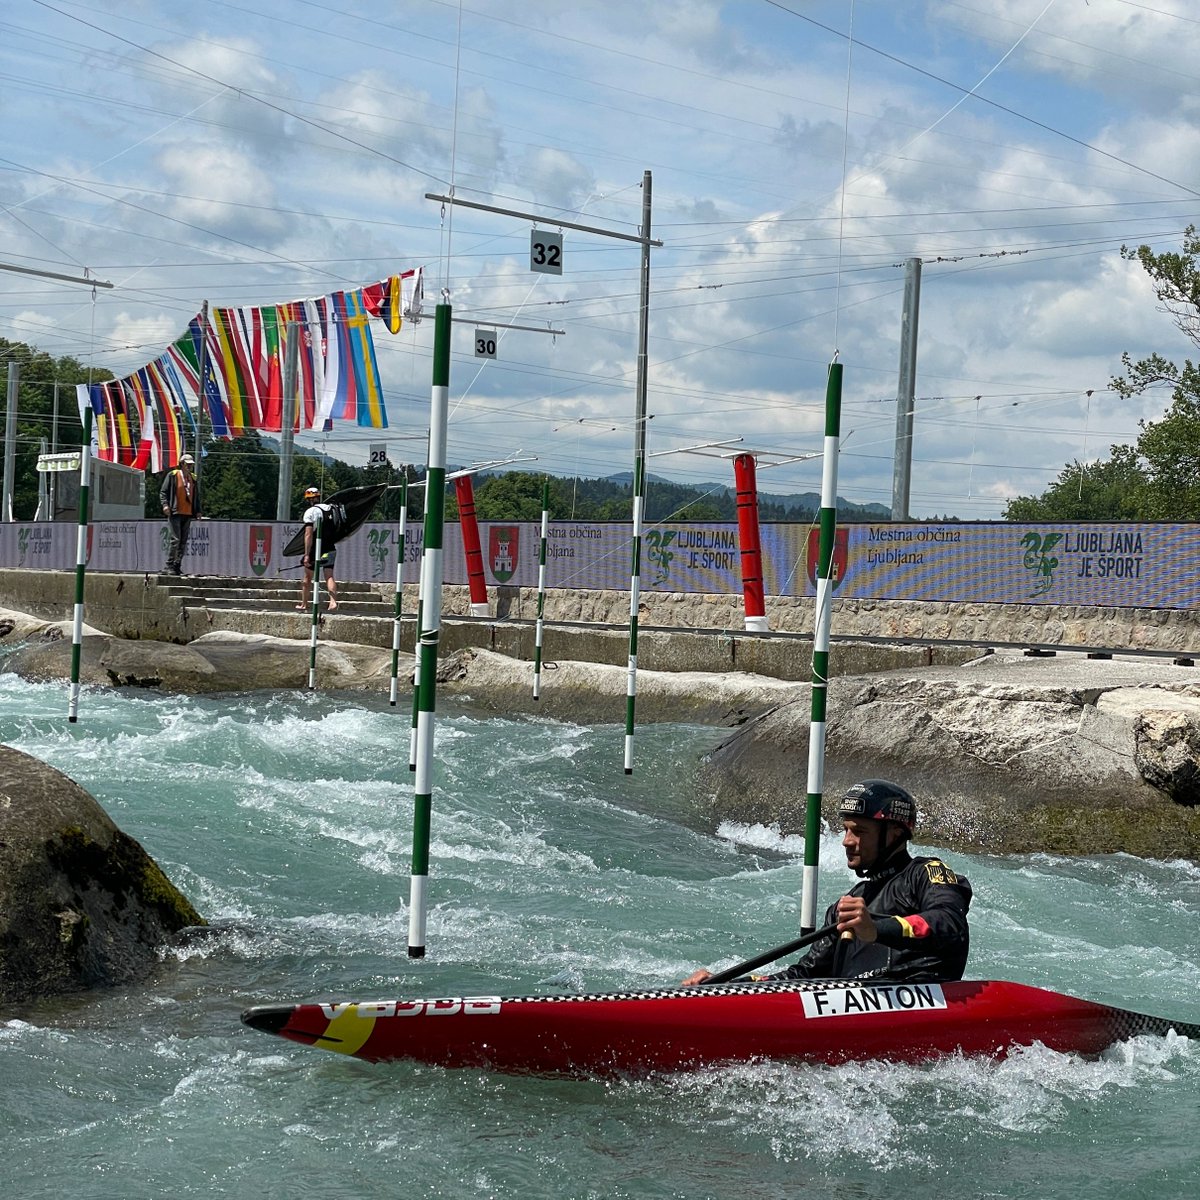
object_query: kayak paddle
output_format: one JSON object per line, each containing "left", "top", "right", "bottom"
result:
{"left": 703, "top": 920, "right": 841, "bottom": 984}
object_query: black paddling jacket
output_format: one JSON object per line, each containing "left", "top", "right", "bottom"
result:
{"left": 769, "top": 849, "right": 972, "bottom": 983}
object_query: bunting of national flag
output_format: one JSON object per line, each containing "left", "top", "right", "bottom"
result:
{"left": 75, "top": 381, "right": 135, "bottom": 464}
{"left": 90, "top": 266, "right": 422, "bottom": 466}
{"left": 362, "top": 268, "right": 421, "bottom": 334}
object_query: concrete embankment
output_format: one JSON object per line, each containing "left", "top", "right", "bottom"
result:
{"left": 2, "top": 568, "right": 1199, "bottom": 679}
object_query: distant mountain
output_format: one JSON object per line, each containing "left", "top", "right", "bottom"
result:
{"left": 603, "top": 471, "right": 892, "bottom": 520}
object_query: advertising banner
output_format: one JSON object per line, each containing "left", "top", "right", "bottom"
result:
{"left": 0, "top": 520, "right": 1196, "bottom": 610}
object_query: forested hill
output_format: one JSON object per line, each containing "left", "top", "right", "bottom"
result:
{"left": 515, "top": 471, "right": 893, "bottom": 524}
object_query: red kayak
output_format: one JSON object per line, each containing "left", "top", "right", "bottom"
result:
{"left": 241, "top": 978, "right": 1200, "bottom": 1076}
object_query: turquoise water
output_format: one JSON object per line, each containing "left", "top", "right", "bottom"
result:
{"left": 1, "top": 673, "right": 1197, "bottom": 1199}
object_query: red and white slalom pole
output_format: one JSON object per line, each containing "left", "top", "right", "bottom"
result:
{"left": 733, "top": 452, "right": 768, "bottom": 633}
{"left": 454, "top": 474, "right": 490, "bottom": 617}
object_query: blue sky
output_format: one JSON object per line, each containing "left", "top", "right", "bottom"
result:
{"left": 3, "top": 0, "right": 1199, "bottom": 518}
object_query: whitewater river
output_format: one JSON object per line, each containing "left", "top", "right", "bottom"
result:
{"left": 1, "top": 673, "right": 1197, "bottom": 1199}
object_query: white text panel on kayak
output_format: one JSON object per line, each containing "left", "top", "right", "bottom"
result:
{"left": 800, "top": 984, "right": 948, "bottom": 1018}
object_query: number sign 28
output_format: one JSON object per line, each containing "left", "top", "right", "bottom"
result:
{"left": 530, "top": 230, "right": 563, "bottom": 275}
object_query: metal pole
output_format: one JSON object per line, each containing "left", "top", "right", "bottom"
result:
{"left": 423, "top": 194, "right": 662, "bottom": 247}
{"left": 50, "top": 382, "right": 60, "bottom": 517}
{"left": 409, "top": 302, "right": 451, "bottom": 958}
{"left": 193, "top": 302, "right": 209, "bottom": 491}
{"left": 68, "top": 407, "right": 93, "bottom": 723}
{"left": 891, "top": 257, "right": 921, "bottom": 522}
{"left": 277, "top": 320, "right": 299, "bottom": 519}
{"left": 623, "top": 169, "right": 653, "bottom": 774}
{"left": 800, "top": 360, "right": 843, "bottom": 934}
{"left": 3, "top": 362, "right": 18, "bottom": 522}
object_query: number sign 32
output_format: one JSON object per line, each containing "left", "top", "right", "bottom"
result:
{"left": 530, "top": 230, "right": 563, "bottom": 275}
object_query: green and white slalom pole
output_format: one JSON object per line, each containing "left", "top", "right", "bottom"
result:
{"left": 389, "top": 478, "right": 409, "bottom": 706}
{"left": 623, "top": 456, "right": 645, "bottom": 774}
{"left": 800, "top": 358, "right": 843, "bottom": 935}
{"left": 533, "top": 479, "right": 550, "bottom": 700}
{"left": 409, "top": 589, "right": 422, "bottom": 771}
{"left": 67, "top": 406, "right": 93, "bottom": 723}
{"left": 409, "top": 301, "right": 450, "bottom": 959}
{"left": 307, "top": 514, "right": 323, "bottom": 690}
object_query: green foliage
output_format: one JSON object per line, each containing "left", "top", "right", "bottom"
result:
{"left": 1003, "top": 447, "right": 1147, "bottom": 521}
{"left": 452, "top": 471, "right": 820, "bottom": 524}
{"left": 192, "top": 431, "right": 279, "bottom": 519}
{"left": 1007, "top": 227, "right": 1200, "bottom": 521}
{"left": 0, "top": 337, "right": 112, "bottom": 519}
{"left": 203, "top": 465, "right": 256, "bottom": 520}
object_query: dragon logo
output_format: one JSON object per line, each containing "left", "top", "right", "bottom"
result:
{"left": 367, "top": 528, "right": 392, "bottom": 578}
{"left": 645, "top": 528, "right": 677, "bottom": 588}
{"left": 1020, "top": 531, "right": 1062, "bottom": 597}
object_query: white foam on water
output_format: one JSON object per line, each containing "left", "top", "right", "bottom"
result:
{"left": 715, "top": 819, "right": 855, "bottom": 864}
{"left": 3, "top": 674, "right": 1198, "bottom": 1199}
{"left": 649, "top": 1032, "right": 1200, "bottom": 1173}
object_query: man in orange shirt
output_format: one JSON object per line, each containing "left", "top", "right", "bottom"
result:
{"left": 159, "top": 453, "right": 201, "bottom": 576}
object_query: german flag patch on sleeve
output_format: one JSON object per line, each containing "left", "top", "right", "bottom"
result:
{"left": 925, "top": 861, "right": 958, "bottom": 885}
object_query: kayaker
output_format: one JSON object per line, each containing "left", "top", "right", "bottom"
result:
{"left": 296, "top": 486, "right": 342, "bottom": 612}
{"left": 682, "top": 779, "right": 972, "bottom": 985}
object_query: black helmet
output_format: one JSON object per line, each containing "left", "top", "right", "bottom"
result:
{"left": 839, "top": 780, "right": 916, "bottom": 837}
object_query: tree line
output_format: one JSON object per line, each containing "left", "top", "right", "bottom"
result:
{"left": 1004, "top": 227, "right": 1200, "bottom": 522}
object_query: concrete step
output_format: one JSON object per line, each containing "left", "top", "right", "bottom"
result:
{"left": 182, "top": 596, "right": 396, "bottom": 616}
{"left": 156, "top": 575, "right": 381, "bottom": 596}
{"left": 173, "top": 584, "right": 382, "bottom": 602}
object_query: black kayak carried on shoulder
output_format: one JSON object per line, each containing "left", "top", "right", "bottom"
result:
{"left": 282, "top": 483, "right": 388, "bottom": 556}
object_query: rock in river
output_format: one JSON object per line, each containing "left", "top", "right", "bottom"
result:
{"left": 0, "top": 745, "right": 204, "bottom": 1007}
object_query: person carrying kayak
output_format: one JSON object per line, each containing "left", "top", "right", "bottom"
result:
{"left": 682, "top": 779, "right": 972, "bottom": 985}
{"left": 296, "top": 486, "right": 345, "bottom": 612}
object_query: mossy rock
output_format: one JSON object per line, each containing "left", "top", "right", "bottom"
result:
{"left": 0, "top": 745, "right": 205, "bottom": 1007}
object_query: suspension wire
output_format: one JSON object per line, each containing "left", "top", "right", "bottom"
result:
{"left": 832, "top": 0, "right": 855, "bottom": 352}
{"left": 441, "top": 0, "right": 465, "bottom": 301}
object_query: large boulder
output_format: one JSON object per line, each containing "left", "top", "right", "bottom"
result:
{"left": 1, "top": 625, "right": 393, "bottom": 694}
{"left": 0, "top": 746, "right": 204, "bottom": 1007}
{"left": 695, "top": 670, "right": 1200, "bottom": 860}
{"left": 436, "top": 646, "right": 799, "bottom": 725}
